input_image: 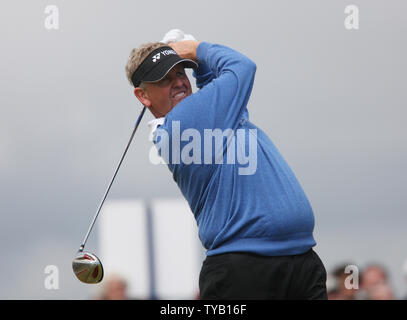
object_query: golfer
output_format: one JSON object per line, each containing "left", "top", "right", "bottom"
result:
{"left": 125, "top": 34, "right": 327, "bottom": 299}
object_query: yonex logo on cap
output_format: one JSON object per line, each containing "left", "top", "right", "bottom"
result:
{"left": 152, "top": 49, "right": 177, "bottom": 63}
{"left": 152, "top": 53, "right": 161, "bottom": 62}
{"left": 131, "top": 46, "right": 197, "bottom": 87}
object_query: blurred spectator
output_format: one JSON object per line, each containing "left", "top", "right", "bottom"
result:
{"left": 95, "top": 274, "right": 129, "bottom": 300}
{"left": 361, "top": 264, "right": 387, "bottom": 288}
{"left": 367, "top": 283, "right": 394, "bottom": 300}
{"left": 358, "top": 263, "right": 395, "bottom": 300}
{"left": 327, "top": 263, "right": 358, "bottom": 300}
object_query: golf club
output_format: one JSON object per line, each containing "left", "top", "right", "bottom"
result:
{"left": 72, "top": 106, "right": 147, "bottom": 284}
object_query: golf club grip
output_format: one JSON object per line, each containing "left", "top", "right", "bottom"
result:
{"left": 79, "top": 106, "right": 147, "bottom": 251}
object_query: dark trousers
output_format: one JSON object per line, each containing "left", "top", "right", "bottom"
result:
{"left": 199, "top": 248, "right": 328, "bottom": 300}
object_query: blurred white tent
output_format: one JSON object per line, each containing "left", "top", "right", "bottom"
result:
{"left": 99, "top": 198, "right": 204, "bottom": 299}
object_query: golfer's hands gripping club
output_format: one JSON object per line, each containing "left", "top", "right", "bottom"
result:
{"left": 160, "top": 28, "right": 196, "bottom": 44}
{"left": 161, "top": 29, "right": 200, "bottom": 62}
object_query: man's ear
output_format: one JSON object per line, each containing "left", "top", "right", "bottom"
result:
{"left": 134, "top": 87, "right": 151, "bottom": 108}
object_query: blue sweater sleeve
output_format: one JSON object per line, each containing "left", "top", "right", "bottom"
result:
{"left": 192, "top": 60, "right": 215, "bottom": 89}
{"left": 169, "top": 42, "right": 256, "bottom": 132}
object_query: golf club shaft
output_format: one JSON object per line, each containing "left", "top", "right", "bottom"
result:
{"left": 78, "top": 106, "right": 147, "bottom": 252}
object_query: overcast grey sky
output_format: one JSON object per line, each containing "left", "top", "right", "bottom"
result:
{"left": 0, "top": 0, "right": 406, "bottom": 299}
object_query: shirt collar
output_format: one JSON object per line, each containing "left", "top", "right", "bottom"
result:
{"left": 147, "top": 117, "right": 165, "bottom": 141}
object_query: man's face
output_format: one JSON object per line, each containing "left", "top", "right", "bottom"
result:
{"left": 134, "top": 64, "right": 192, "bottom": 118}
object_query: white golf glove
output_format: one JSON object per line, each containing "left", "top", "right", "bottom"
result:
{"left": 160, "top": 29, "right": 196, "bottom": 44}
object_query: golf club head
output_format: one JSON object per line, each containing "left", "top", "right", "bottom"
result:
{"left": 72, "top": 252, "right": 104, "bottom": 284}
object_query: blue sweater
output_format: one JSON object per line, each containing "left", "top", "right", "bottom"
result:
{"left": 153, "top": 42, "right": 316, "bottom": 256}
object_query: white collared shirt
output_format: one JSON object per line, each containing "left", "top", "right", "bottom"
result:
{"left": 147, "top": 117, "right": 165, "bottom": 141}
